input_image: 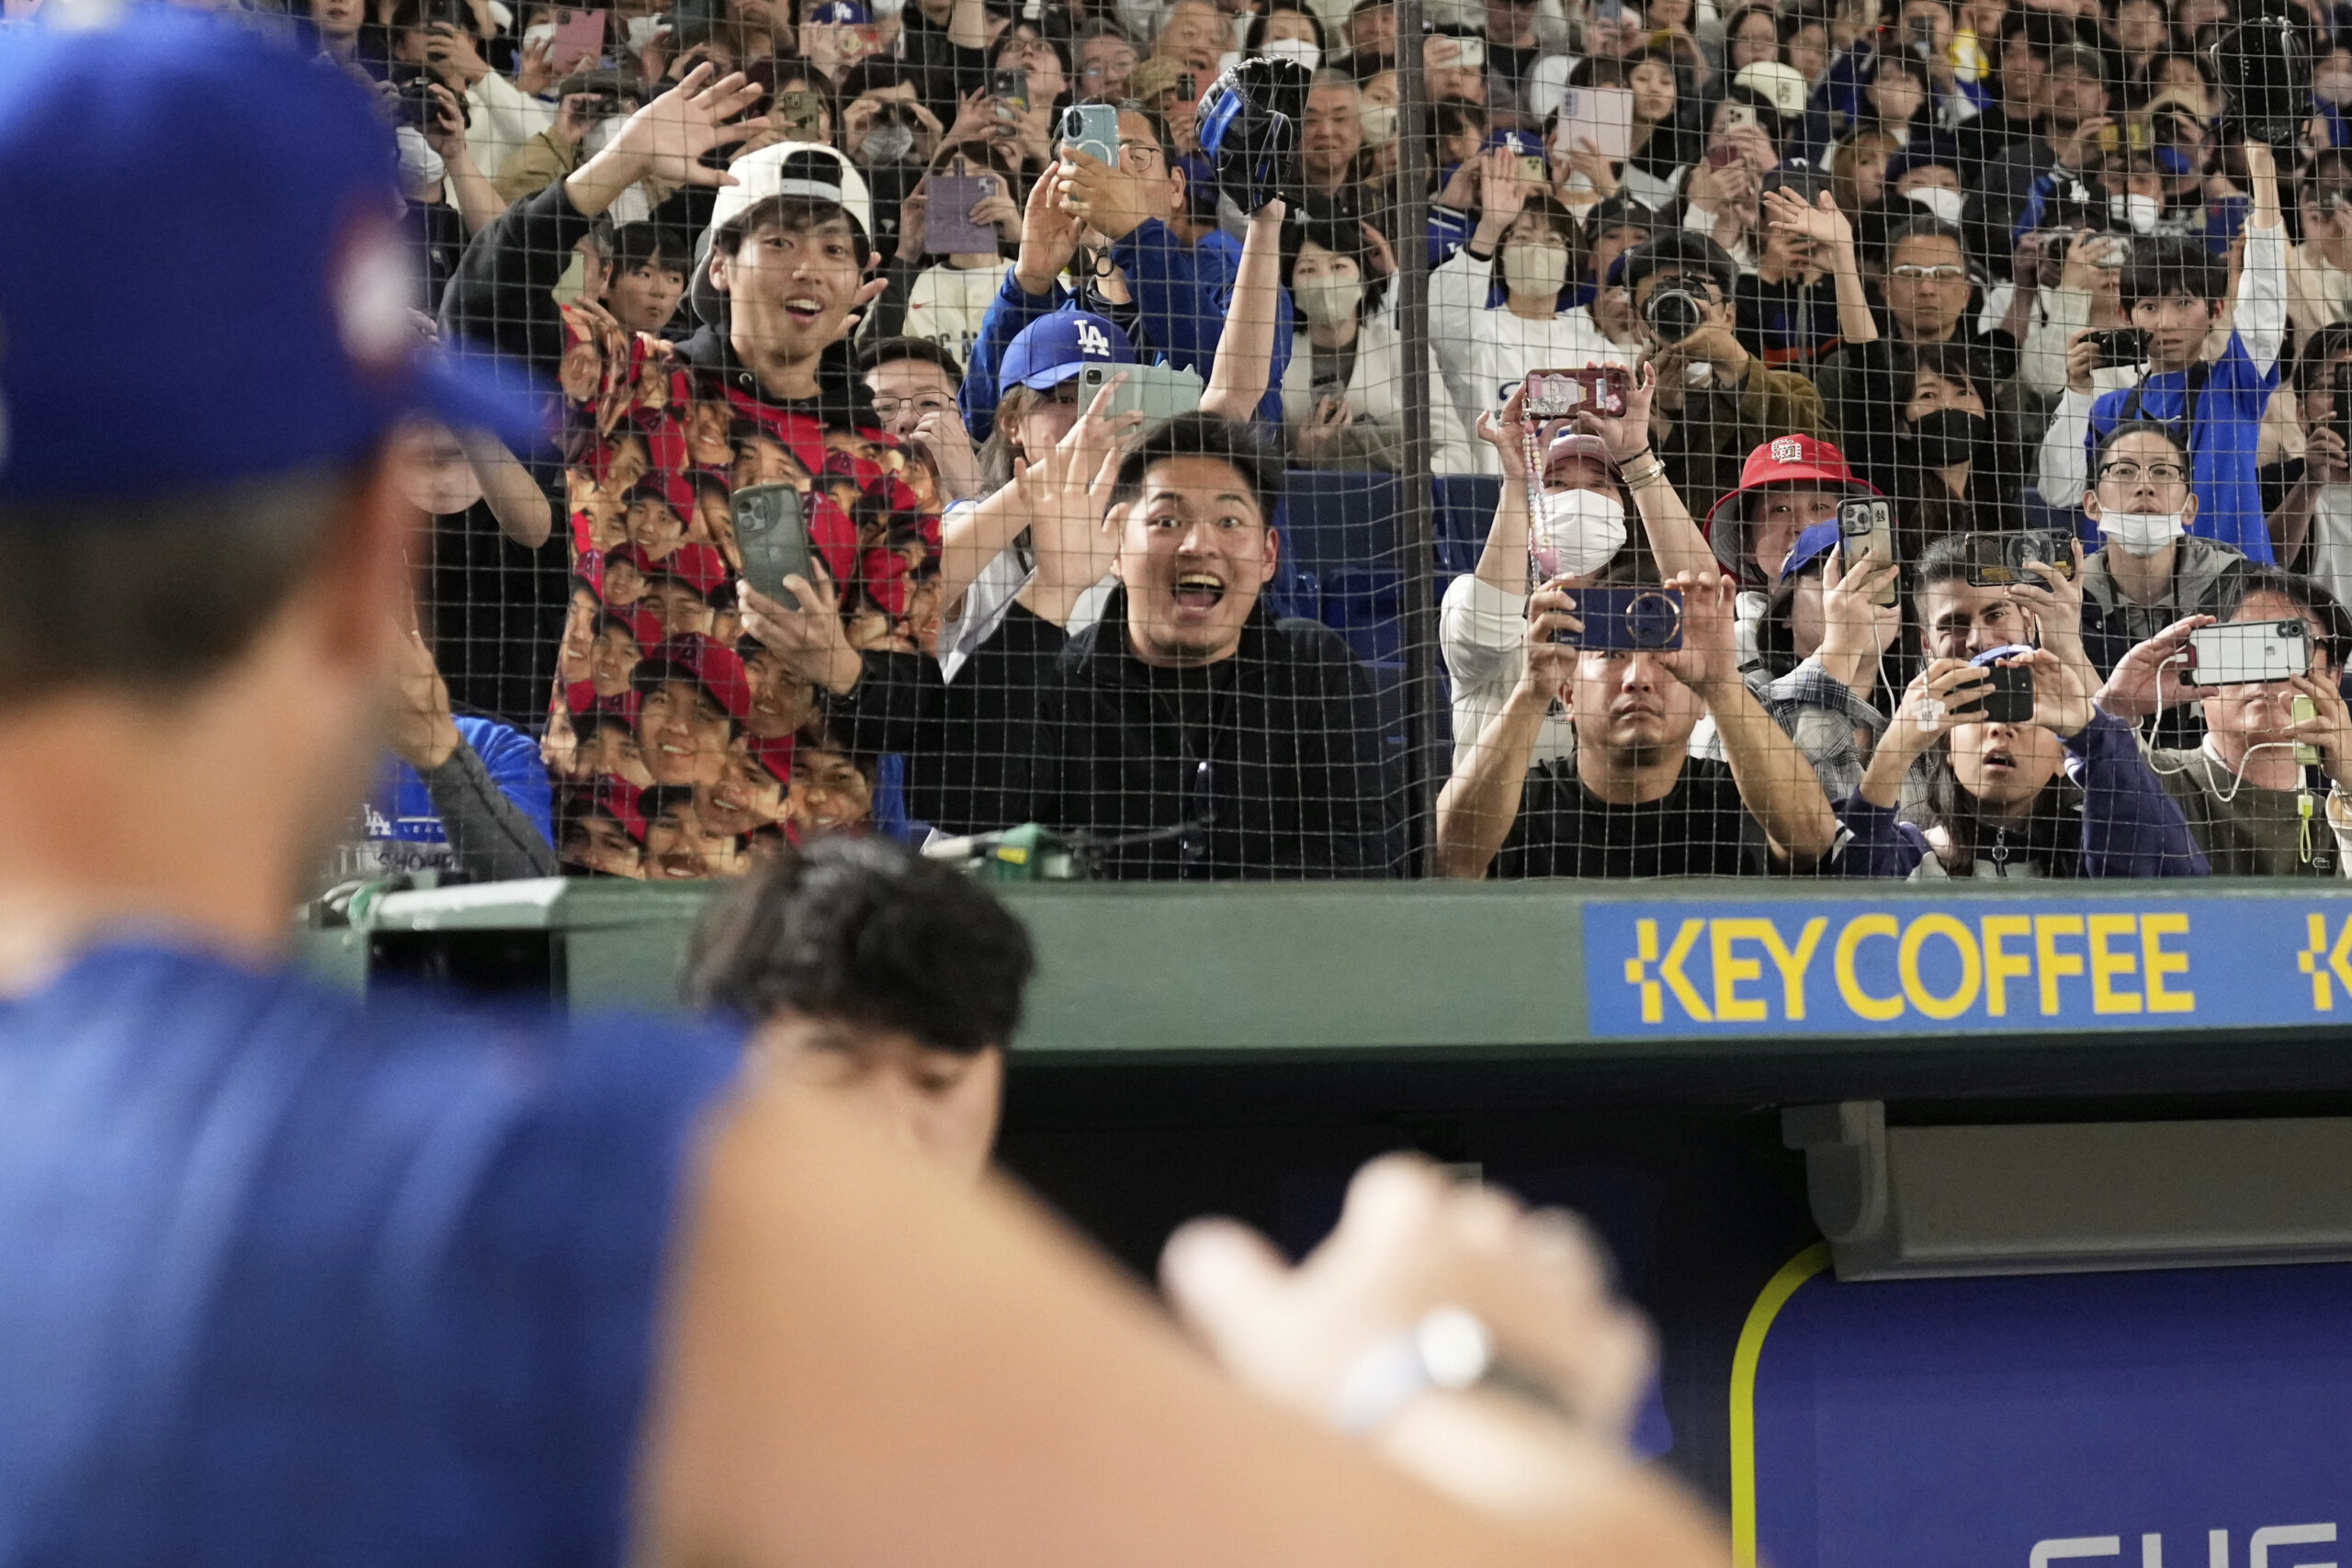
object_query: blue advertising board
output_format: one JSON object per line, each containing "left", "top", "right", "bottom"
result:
{"left": 1737, "top": 1248, "right": 2352, "bottom": 1568}
{"left": 1584, "top": 894, "right": 2352, "bottom": 1038}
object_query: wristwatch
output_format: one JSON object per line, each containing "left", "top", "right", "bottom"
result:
{"left": 1329, "top": 1306, "right": 1582, "bottom": 1436}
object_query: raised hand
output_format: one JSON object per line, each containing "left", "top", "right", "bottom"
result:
{"left": 739, "top": 558, "right": 860, "bottom": 693}
{"left": 1661, "top": 570, "right": 1740, "bottom": 691}
{"left": 515, "top": 28, "right": 556, "bottom": 97}
{"left": 1762, "top": 186, "right": 1852, "bottom": 251}
{"left": 1474, "top": 379, "right": 1535, "bottom": 480}
{"left": 1057, "top": 145, "right": 1155, "bottom": 241}
{"left": 1570, "top": 360, "right": 1657, "bottom": 463}
{"left": 2097, "top": 613, "right": 2214, "bottom": 718}
{"left": 596, "top": 63, "right": 769, "bottom": 193}
{"left": 1018, "top": 374, "right": 1136, "bottom": 593}
{"left": 1014, "top": 162, "right": 1082, "bottom": 294}
{"left": 2015, "top": 646, "right": 2094, "bottom": 738}
{"left": 908, "top": 405, "right": 983, "bottom": 502}
{"left": 1520, "top": 574, "right": 1584, "bottom": 700}
{"left": 2288, "top": 671, "right": 2352, "bottom": 789}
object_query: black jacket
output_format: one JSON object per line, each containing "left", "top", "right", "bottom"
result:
{"left": 437, "top": 180, "right": 591, "bottom": 387}
{"left": 673, "top": 324, "right": 880, "bottom": 432}
{"left": 1028, "top": 589, "right": 1397, "bottom": 879}
{"left": 823, "top": 604, "right": 1068, "bottom": 836}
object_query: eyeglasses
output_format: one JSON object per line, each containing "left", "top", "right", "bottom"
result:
{"left": 1891, "top": 264, "right": 1967, "bottom": 282}
{"left": 2100, "top": 461, "right": 2188, "bottom": 484}
{"left": 1117, "top": 139, "right": 1164, "bottom": 172}
{"left": 870, "top": 395, "right": 956, "bottom": 419}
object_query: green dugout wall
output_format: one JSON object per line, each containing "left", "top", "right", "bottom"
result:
{"left": 336, "top": 878, "right": 2352, "bottom": 1508}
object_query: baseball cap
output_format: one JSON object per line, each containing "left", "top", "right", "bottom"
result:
{"left": 565, "top": 776, "right": 649, "bottom": 844}
{"left": 0, "top": 10, "right": 541, "bottom": 506}
{"left": 1000, "top": 311, "right": 1136, "bottom": 393}
{"left": 746, "top": 734, "right": 797, "bottom": 784}
{"left": 2048, "top": 41, "right": 2106, "bottom": 78}
{"left": 693, "top": 144, "right": 876, "bottom": 327}
{"left": 625, "top": 471, "right": 697, "bottom": 517}
{"left": 594, "top": 603, "right": 666, "bottom": 649}
{"left": 634, "top": 632, "right": 753, "bottom": 722}
{"left": 1734, "top": 61, "right": 1808, "bottom": 118}
{"left": 1545, "top": 431, "right": 1617, "bottom": 475}
{"left": 807, "top": 1, "right": 874, "bottom": 22}
{"left": 1779, "top": 521, "right": 1844, "bottom": 580}
{"left": 1584, "top": 195, "right": 1657, "bottom": 246}
{"left": 641, "top": 542, "right": 733, "bottom": 598}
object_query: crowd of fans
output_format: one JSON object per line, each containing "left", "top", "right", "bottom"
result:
{"left": 246, "top": 0, "right": 2352, "bottom": 882}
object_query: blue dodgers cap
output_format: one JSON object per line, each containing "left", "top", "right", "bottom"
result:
{"left": 807, "top": 1, "right": 873, "bottom": 22}
{"left": 999, "top": 310, "right": 1134, "bottom": 392}
{"left": 1781, "top": 521, "right": 1843, "bottom": 579}
{"left": 0, "top": 10, "right": 541, "bottom": 506}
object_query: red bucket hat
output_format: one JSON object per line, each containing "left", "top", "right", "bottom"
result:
{"left": 1702, "top": 434, "right": 1879, "bottom": 584}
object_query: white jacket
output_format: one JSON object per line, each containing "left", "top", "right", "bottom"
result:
{"left": 1278, "top": 313, "right": 1484, "bottom": 475}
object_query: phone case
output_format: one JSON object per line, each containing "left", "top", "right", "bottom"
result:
{"left": 548, "top": 7, "right": 606, "bottom": 72}
{"left": 2183, "top": 622, "right": 2312, "bottom": 686}
{"left": 1836, "top": 499, "right": 1897, "bottom": 606}
{"left": 923, "top": 175, "right": 1000, "bottom": 254}
{"left": 733, "top": 483, "right": 812, "bottom": 611}
{"left": 1060, "top": 104, "right": 1119, "bottom": 164}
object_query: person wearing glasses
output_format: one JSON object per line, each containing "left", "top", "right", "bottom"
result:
{"left": 2074, "top": 422, "right": 2253, "bottom": 743}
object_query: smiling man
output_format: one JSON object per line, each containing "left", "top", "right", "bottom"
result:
{"left": 635, "top": 632, "right": 754, "bottom": 788}
{"left": 1031, "top": 413, "right": 1396, "bottom": 877}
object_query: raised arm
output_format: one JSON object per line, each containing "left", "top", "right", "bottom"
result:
{"left": 1668, "top": 572, "right": 1838, "bottom": 863}
{"left": 1764, "top": 188, "right": 1874, "bottom": 346}
{"left": 2235, "top": 140, "right": 2288, "bottom": 378}
{"left": 1575, "top": 365, "right": 1717, "bottom": 581}
{"left": 457, "top": 429, "right": 553, "bottom": 547}
{"left": 1201, "top": 198, "right": 1287, "bottom": 423}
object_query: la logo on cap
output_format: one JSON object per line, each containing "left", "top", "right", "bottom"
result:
{"left": 1076, "top": 321, "right": 1114, "bottom": 358}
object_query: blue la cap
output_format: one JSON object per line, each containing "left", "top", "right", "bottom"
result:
{"left": 1781, "top": 521, "right": 1844, "bottom": 579}
{"left": 807, "top": 2, "right": 874, "bottom": 22}
{"left": 999, "top": 310, "right": 1135, "bottom": 392}
{"left": 0, "top": 10, "right": 541, "bottom": 506}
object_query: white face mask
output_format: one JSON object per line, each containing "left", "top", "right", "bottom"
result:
{"left": 394, "top": 124, "right": 446, "bottom": 198}
{"left": 1295, "top": 274, "right": 1365, "bottom": 327}
{"left": 1502, "top": 242, "right": 1569, "bottom": 299}
{"left": 1905, "top": 185, "right": 1963, "bottom": 224}
{"left": 2111, "top": 191, "right": 2161, "bottom": 234}
{"left": 1359, "top": 101, "right": 1398, "bottom": 144}
{"left": 1261, "top": 37, "right": 1322, "bottom": 72}
{"left": 521, "top": 18, "right": 556, "bottom": 50}
{"left": 1531, "top": 487, "right": 1628, "bottom": 577}
{"left": 623, "top": 13, "right": 669, "bottom": 51}
{"left": 582, "top": 115, "right": 628, "bottom": 160}
{"left": 2098, "top": 508, "right": 2185, "bottom": 556}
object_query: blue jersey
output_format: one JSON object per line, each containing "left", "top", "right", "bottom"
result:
{"left": 2084, "top": 333, "right": 2279, "bottom": 564}
{"left": 0, "top": 942, "right": 741, "bottom": 1567}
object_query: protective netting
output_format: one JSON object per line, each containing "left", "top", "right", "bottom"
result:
{"left": 281, "top": 0, "right": 2352, "bottom": 885}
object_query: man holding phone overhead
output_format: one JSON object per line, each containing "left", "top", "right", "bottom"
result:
{"left": 1435, "top": 560, "right": 1842, "bottom": 879}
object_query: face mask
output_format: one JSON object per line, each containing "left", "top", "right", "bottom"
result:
{"left": 2098, "top": 508, "right": 2186, "bottom": 556}
{"left": 623, "top": 13, "right": 668, "bottom": 51}
{"left": 1359, "top": 101, "right": 1399, "bottom": 144}
{"left": 860, "top": 122, "right": 917, "bottom": 163}
{"left": 394, "top": 124, "right": 446, "bottom": 198}
{"left": 1530, "top": 487, "right": 1628, "bottom": 578}
{"left": 1905, "top": 405, "right": 1986, "bottom": 468}
{"left": 2111, "top": 191, "right": 2160, "bottom": 234}
{"left": 2318, "top": 68, "right": 2352, "bottom": 104}
{"left": 1261, "top": 37, "right": 1321, "bottom": 73}
{"left": 521, "top": 18, "right": 555, "bottom": 50}
{"left": 1501, "top": 242, "right": 1568, "bottom": 299}
{"left": 1905, "top": 185, "right": 1963, "bottom": 224}
{"left": 870, "top": 0, "right": 907, "bottom": 16}
{"left": 1295, "top": 275, "right": 1366, "bottom": 327}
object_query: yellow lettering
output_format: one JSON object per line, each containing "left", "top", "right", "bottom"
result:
{"left": 1710, "top": 919, "right": 1770, "bottom": 1022}
{"left": 2087, "top": 913, "right": 2143, "bottom": 1014}
{"left": 2035, "top": 915, "right": 2086, "bottom": 1016}
{"left": 1625, "top": 919, "right": 1664, "bottom": 1024}
{"left": 2142, "top": 912, "right": 2196, "bottom": 1014}
{"left": 1659, "top": 919, "right": 1712, "bottom": 1021}
{"left": 1980, "top": 914, "right": 2033, "bottom": 1018}
{"left": 1757, "top": 917, "right": 1829, "bottom": 1021}
{"left": 1834, "top": 914, "right": 1905, "bottom": 1022}
{"left": 2331, "top": 911, "right": 2352, "bottom": 1002}
{"left": 1898, "top": 913, "right": 1983, "bottom": 1021}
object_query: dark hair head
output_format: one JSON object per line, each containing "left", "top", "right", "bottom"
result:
{"left": 2090, "top": 417, "right": 2189, "bottom": 476}
{"left": 1245, "top": 5, "right": 1327, "bottom": 50}
{"left": 2294, "top": 321, "right": 2352, "bottom": 391}
{"left": 1620, "top": 229, "right": 1738, "bottom": 298}
{"left": 1913, "top": 531, "right": 1974, "bottom": 599}
{"left": 1111, "top": 412, "right": 1285, "bottom": 525}
{"left": 1718, "top": 82, "right": 1785, "bottom": 147}
{"left": 1283, "top": 215, "right": 1389, "bottom": 313}
{"left": 0, "top": 466, "right": 353, "bottom": 707}
{"left": 2119, "top": 233, "right": 2227, "bottom": 310}
{"left": 2230, "top": 567, "right": 2352, "bottom": 667}
{"left": 1882, "top": 212, "right": 1972, "bottom": 269}
{"left": 681, "top": 835, "right": 1035, "bottom": 1055}
{"left": 609, "top": 221, "right": 695, "bottom": 276}
{"left": 855, "top": 333, "right": 967, "bottom": 381}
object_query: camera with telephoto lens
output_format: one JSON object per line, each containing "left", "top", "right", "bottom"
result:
{"left": 388, "top": 63, "right": 470, "bottom": 132}
{"left": 1642, "top": 284, "right": 1707, "bottom": 343}
{"left": 2208, "top": 1, "right": 2311, "bottom": 152}
{"left": 1194, "top": 54, "right": 1313, "bottom": 214}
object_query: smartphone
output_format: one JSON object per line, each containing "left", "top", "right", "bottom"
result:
{"left": 1556, "top": 85, "right": 1634, "bottom": 163}
{"left": 1453, "top": 35, "right": 1485, "bottom": 70}
{"left": 989, "top": 67, "right": 1030, "bottom": 111}
{"left": 1175, "top": 71, "right": 1196, "bottom": 100}
{"left": 2183, "top": 620, "right": 2312, "bottom": 686}
{"left": 1078, "top": 361, "right": 1204, "bottom": 425}
{"left": 2296, "top": 694, "right": 2322, "bottom": 765}
{"left": 1059, "top": 102, "right": 1119, "bottom": 164}
{"left": 775, "top": 88, "right": 826, "bottom": 138}
{"left": 733, "top": 483, "right": 812, "bottom": 612}
{"left": 923, "top": 174, "right": 1000, "bottom": 254}
{"left": 1721, "top": 102, "right": 1759, "bottom": 134}
{"left": 1963, "top": 645, "right": 2037, "bottom": 725}
{"left": 1835, "top": 497, "right": 1897, "bottom": 606}
{"left": 1593, "top": 0, "right": 1623, "bottom": 21}
{"left": 2086, "top": 326, "right": 2150, "bottom": 370}
{"left": 1964, "top": 529, "right": 2075, "bottom": 588}
{"left": 1557, "top": 587, "right": 1685, "bottom": 651}
{"left": 1521, "top": 366, "right": 1629, "bottom": 420}
{"left": 548, "top": 6, "right": 606, "bottom": 72}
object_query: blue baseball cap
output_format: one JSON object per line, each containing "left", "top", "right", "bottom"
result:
{"left": 1781, "top": 521, "right": 1844, "bottom": 579}
{"left": 807, "top": 2, "right": 874, "bottom": 22}
{"left": 0, "top": 10, "right": 541, "bottom": 506}
{"left": 999, "top": 310, "right": 1135, "bottom": 392}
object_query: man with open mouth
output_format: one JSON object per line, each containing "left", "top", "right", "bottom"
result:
{"left": 1027, "top": 412, "right": 1396, "bottom": 877}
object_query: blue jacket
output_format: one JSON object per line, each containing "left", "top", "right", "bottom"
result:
{"left": 2083, "top": 336, "right": 2278, "bottom": 563}
{"left": 1828, "top": 710, "right": 2210, "bottom": 878}
{"left": 366, "top": 716, "right": 553, "bottom": 849}
{"left": 958, "top": 218, "right": 1293, "bottom": 441}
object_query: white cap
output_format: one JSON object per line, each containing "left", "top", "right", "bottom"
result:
{"left": 1734, "top": 62, "right": 1809, "bottom": 118}
{"left": 691, "top": 142, "right": 876, "bottom": 326}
